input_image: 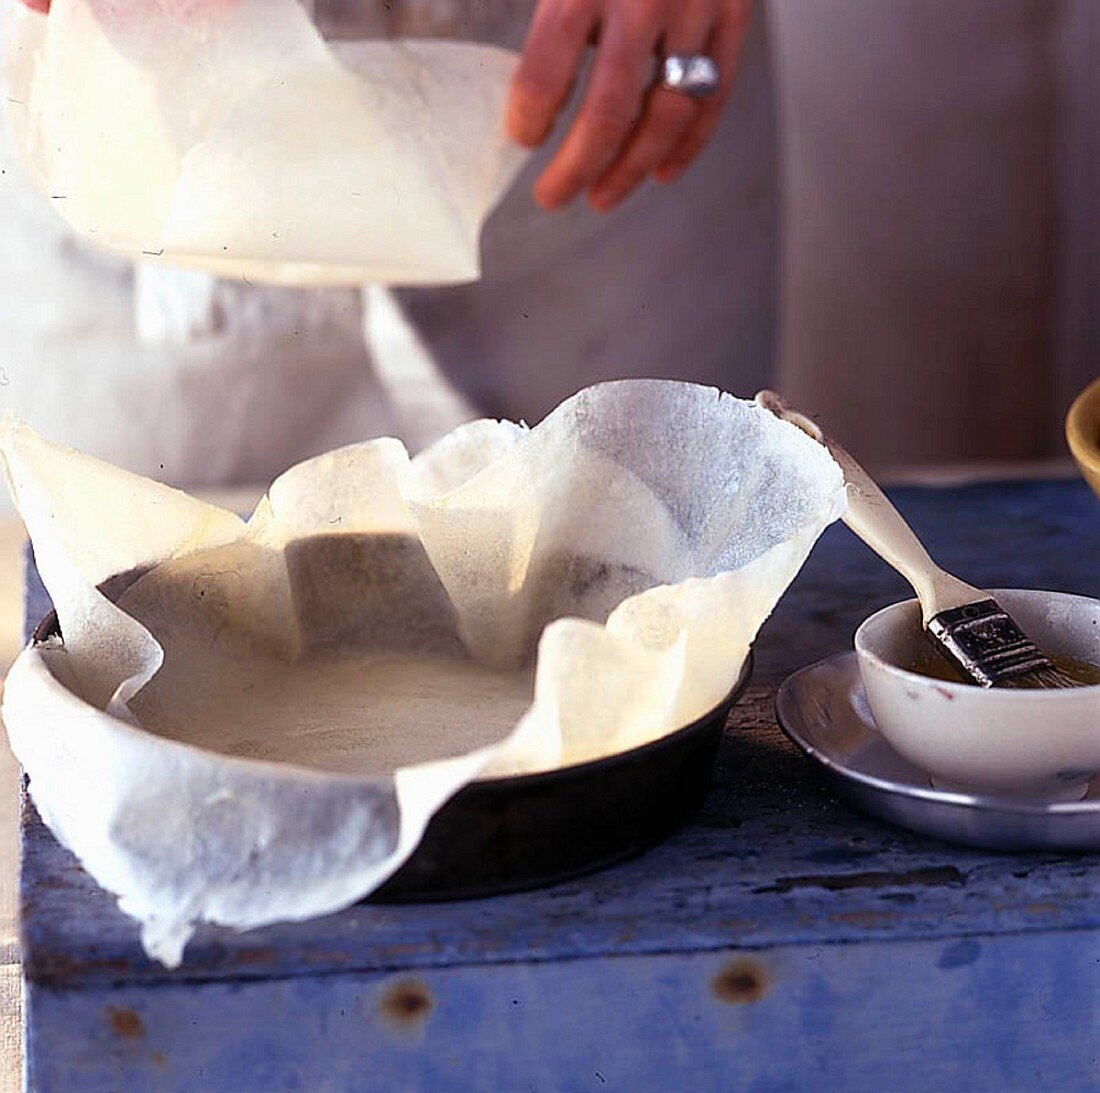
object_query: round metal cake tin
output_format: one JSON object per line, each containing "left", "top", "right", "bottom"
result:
{"left": 775, "top": 652, "right": 1100, "bottom": 852}
{"left": 33, "top": 606, "right": 753, "bottom": 901}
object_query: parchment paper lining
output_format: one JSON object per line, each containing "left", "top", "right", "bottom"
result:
{"left": 7, "top": 0, "right": 526, "bottom": 285}
{"left": 2, "top": 381, "right": 846, "bottom": 964}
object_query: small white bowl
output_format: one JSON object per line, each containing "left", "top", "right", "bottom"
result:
{"left": 855, "top": 589, "right": 1100, "bottom": 801}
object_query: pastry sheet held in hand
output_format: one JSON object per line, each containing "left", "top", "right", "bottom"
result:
{"left": 1, "top": 381, "right": 846, "bottom": 966}
{"left": 6, "top": 0, "right": 525, "bottom": 285}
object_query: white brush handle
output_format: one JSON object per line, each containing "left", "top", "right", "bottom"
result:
{"left": 755, "top": 392, "right": 985, "bottom": 623}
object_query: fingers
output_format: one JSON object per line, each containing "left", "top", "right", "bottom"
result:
{"left": 589, "top": 0, "right": 716, "bottom": 210}
{"left": 533, "top": 3, "right": 661, "bottom": 210}
{"left": 509, "top": 0, "right": 750, "bottom": 209}
{"left": 586, "top": 90, "right": 694, "bottom": 210}
{"left": 654, "top": 0, "right": 752, "bottom": 184}
{"left": 506, "top": 0, "right": 598, "bottom": 148}
{"left": 18, "top": 0, "right": 50, "bottom": 10}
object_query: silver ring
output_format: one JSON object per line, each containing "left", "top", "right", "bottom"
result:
{"left": 661, "top": 54, "right": 720, "bottom": 99}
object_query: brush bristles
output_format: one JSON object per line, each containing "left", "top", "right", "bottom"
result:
{"left": 997, "top": 664, "right": 1085, "bottom": 690}
{"left": 927, "top": 598, "right": 1089, "bottom": 689}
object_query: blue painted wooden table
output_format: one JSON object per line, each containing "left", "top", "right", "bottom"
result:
{"left": 18, "top": 481, "right": 1100, "bottom": 1092}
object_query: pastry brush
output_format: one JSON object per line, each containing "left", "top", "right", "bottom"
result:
{"left": 755, "top": 391, "right": 1084, "bottom": 689}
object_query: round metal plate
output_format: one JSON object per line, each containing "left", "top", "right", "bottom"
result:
{"left": 775, "top": 653, "right": 1100, "bottom": 852}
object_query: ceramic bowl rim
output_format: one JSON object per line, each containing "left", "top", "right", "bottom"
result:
{"left": 1066, "top": 376, "right": 1100, "bottom": 475}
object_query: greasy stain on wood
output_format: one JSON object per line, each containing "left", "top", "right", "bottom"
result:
{"left": 28, "top": 952, "right": 135, "bottom": 987}
{"left": 379, "top": 979, "right": 434, "bottom": 1030}
{"left": 754, "top": 866, "right": 966, "bottom": 895}
{"left": 107, "top": 1006, "right": 145, "bottom": 1039}
{"left": 711, "top": 960, "right": 769, "bottom": 1005}
{"left": 232, "top": 947, "right": 277, "bottom": 967}
{"left": 828, "top": 909, "right": 901, "bottom": 929}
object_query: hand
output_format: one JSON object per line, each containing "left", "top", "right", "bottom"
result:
{"left": 506, "top": 0, "right": 751, "bottom": 212}
{"left": 17, "top": 0, "right": 50, "bottom": 9}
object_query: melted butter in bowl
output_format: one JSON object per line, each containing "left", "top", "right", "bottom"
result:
{"left": 910, "top": 648, "right": 1100, "bottom": 687}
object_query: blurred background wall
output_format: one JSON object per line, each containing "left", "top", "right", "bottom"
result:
{"left": 771, "top": 0, "right": 1097, "bottom": 472}
{"left": 346, "top": 0, "right": 1096, "bottom": 471}
{"left": 0, "top": 0, "right": 1095, "bottom": 492}
{"left": 394, "top": 3, "right": 778, "bottom": 427}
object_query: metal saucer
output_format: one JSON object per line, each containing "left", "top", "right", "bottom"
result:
{"left": 775, "top": 653, "right": 1100, "bottom": 851}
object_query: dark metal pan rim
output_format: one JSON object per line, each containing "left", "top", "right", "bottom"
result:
{"left": 473, "top": 650, "right": 753, "bottom": 790}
